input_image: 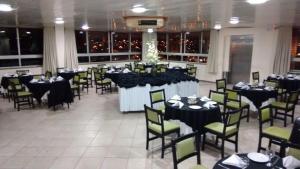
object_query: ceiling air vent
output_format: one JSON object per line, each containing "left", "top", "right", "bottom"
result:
{"left": 124, "top": 16, "right": 167, "bottom": 29}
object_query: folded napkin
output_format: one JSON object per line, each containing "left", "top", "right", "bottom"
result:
{"left": 270, "top": 74, "right": 277, "bottom": 78}
{"left": 222, "top": 154, "right": 246, "bottom": 168}
{"left": 107, "top": 69, "right": 114, "bottom": 73}
{"left": 172, "top": 101, "right": 184, "bottom": 109}
{"left": 283, "top": 156, "right": 300, "bottom": 169}
{"left": 13, "top": 74, "right": 18, "bottom": 77}
{"left": 56, "top": 76, "right": 63, "bottom": 81}
{"left": 241, "top": 85, "right": 250, "bottom": 90}
{"left": 171, "top": 95, "right": 181, "bottom": 101}
{"left": 188, "top": 95, "right": 197, "bottom": 99}
{"left": 287, "top": 74, "right": 294, "bottom": 78}
{"left": 30, "top": 79, "right": 38, "bottom": 83}
{"left": 200, "top": 96, "right": 211, "bottom": 102}
{"left": 295, "top": 76, "right": 300, "bottom": 80}
{"left": 123, "top": 68, "right": 131, "bottom": 73}
{"left": 203, "top": 102, "right": 215, "bottom": 109}
{"left": 264, "top": 86, "right": 274, "bottom": 91}
{"left": 258, "top": 82, "right": 264, "bottom": 86}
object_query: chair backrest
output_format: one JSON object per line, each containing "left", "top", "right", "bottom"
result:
{"left": 149, "top": 89, "right": 166, "bottom": 108}
{"left": 224, "top": 109, "right": 242, "bottom": 133}
{"left": 100, "top": 68, "right": 108, "bottom": 75}
{"left": 258, "top": 105, "right": 273, "bottom": 132}
{"left": 252, "top": 72, "right": 260, "bottom": 83}
{"left": 144, "top": 105, "right": 164, "bottom": 131}
{"left": 125, "top": 63, "right": 132, "bottom": 70}
{"left": 94, "top": 72, "right": 102, "bottom": 81}
{"left": 288, "top": 91, "right": 299, "bottom": 105}
{"left": 225, "top": 89, "right": 240, "bottom": 102}
{"left": 73, "top": 75, "right": 80, "bottom": 84}
{"left": 45, "top": 71, "right": 52, "bottom": 79}
{"left": 137, "top": 64, "right": 145, "bottom": 70}
{"left": 209, "top": 90, "right": 227, "bottom": 105}
{"left": 87, "top": 67, "right": 92, "bottom": 74}
{"left": 33, "top": 75, "right": 41, "bottom": 80}
{"left": 16, "top": 70, "right": 29, "bottom": 75}
{"left": 264, "top": 80, "right": 279, "bottom": 89}
{"left": 8, "top": 78, "right": 21, "bottom": 86}
{"left": 172, "top": 132, "right": 201, "bottom": 169}
{"left": 160, "top": 67, "right": 167, "bottom": 73}
{"left": 134, "top": 68, "right": 140, "bottom": 73}
{"left": 188, "top": 67, "right": 197, "bottom": 77}
{"left": 92, "top": 67, "right": 98, "bottom": 73}
{"left": 287, "top": 117, "right": 300, "bottom": 160}
{"left": 78, "top": 71, "right": 87, "bottom": 79}
{"left": 186, "top": 63, "right": 194, "bottom": 69}
{"left": 216, "top": 79, "right": 226, "bottom": 92}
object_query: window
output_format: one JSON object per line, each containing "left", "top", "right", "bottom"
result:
{"left": 159, "top": 54, "right": 167, "bottom": 61}
{"left": 0, "top": 27, "right": 18, "bottom": 55}
{"left": 201, "top": 31, "right": 210, "bottom": 54}
{"left": 131, "top": 33, "right": 142, "bottom": 52}
{"left": 157, "top": 33, "right": 167, "bottom": 52}
{"left": 75, "top": 30, "right": 87, "bottom": 53}
{"left": 112, "top": 55, "right": 129, "bottom": 61}
{"left": 78, "top": 56, "right": 89, "bottom": 63}
{"left": 112, "top": 32, "right": 129, "bottom": 52}
{"left": 21, "top": 58, "right": 43, "bottom": 66}
{"left": 89, "top": 31, "right": 109, "bottom": 53}
{"left": 168, "top": 33, "right": 181, "bottom": 52}
{"left": 290, "top": 28, "right": 300, "bottom": 70}
{"left": 19, "top": 28, "right": 43, "bottom": 54}
{"left": 130, "top": 54, "right": 141, "bottom": 61}
{"left": 183, "top": 56, "right": 199, "bottom": 62}
{"left": 90, "top": 56, "right": 110, "bottom": 62}
{"left": 168, "top": 55, "right": 181, "bottom": 61}
{"left": 199, "top": 56, "right": 207, "bottom": 63}
{"left": 0, "top": 59, "right": 19, "bottom": 67}
{"left": 185, "top": 33, "right": 200, "bottom": 53}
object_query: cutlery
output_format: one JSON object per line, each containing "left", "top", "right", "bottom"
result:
{"left": 218, "top": 164, "right": 230, "bottom": 169}
{"left": 271, "top": 156, "right": 280, "bottom": 167}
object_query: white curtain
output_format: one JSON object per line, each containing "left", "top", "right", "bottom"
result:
{"left": 273, "top": 27, "right": 292, "bottom": 74}
{"left": 142, "top": 32, "right": 157, "bottom": 62}
{"left": 43, "top": 27, "right": 58, "bottom": 73}
{"left": 64, "top": 29, "right": 78, "bottom": 69}
{"left": 207, "top": 30, "right": 219, "bottom": 73}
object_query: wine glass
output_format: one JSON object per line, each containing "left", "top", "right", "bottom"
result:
{"left": 266, "top": 149, "right": 274, "bottom": 167}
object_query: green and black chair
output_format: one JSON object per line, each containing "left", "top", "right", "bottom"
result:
{"left": 94, "top": 72, "right": 112, "bottom": 94}
{"left": 172, "top": 132, "right": 208, "bottom": 169}
{"left": 33, "top": 74, "right": 41, "bottom": 80}
{"left": 144, "top": 105, "right": 180, "bottom": 158}
{"left": 225, "top": 89, "right": 250, "bottom": 122}
{"left": 45, "top": 71, "right": 52, "bottom": 79}
{"left": 134, "top": 68, "right": 141, "bottom": 73}
{"left": 7, "top": 78, "right": 25, "bottom": 102}
{"left": 257, "top": 105, "right": 291, "bottom": 154}
{"left": 71, "top": 75, "right": 80, "bottom": 100}
{"left": 136, "top": 64, "right": 146, "bottom": 73}
{"left": 283, "top": 117, "right": 300, "bottom": 158}
{"left": 10, "top": 81, "right": 34, "bottom": 111}
{"left": 264, "top": 79, "right": 287, "bottom": 101}
{"left": 209, "top": 90, "right": 228, "bottom": 120}
{"left": 271, "top": 90, "right": 299, "bottom": 127}
{"left": 187, "top": 67, "right": 197, "bottom": 77}
{"left": 125, "top": 63, "right": 132, "bottom": 70}
{"left": 252, "top": 72, "right": 260, "bottom": 83}
{"left": 78, "top": 71, "right": 89, "bottom": 92}
{"left": 149, "top": 89, "right": 166, "bottom": 113}
{"left": 87, "top": 67, "right": 93, "bottom": 88}
{"left": 202, "top": 109, "right": 242, "bottom": 158}
{"left": 186, "top": 63, "right": 194, "bottom": 69}
{"left": 216, "top": 79, "right": 227, "bottom": 92}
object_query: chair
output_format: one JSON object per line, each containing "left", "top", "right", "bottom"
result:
{"left": 149, "top": 89, "right": 166, "bottom": 113}
{"left": 264, "top": 79, "right": 287, "bottom": 101}
{"left": 125, "top": 63, "right": 132, "bottom": 70}
{"left": 136, "top": 64, "right": 146, "bottom": 73}
{"left": 94, "top": 72, "right": 112, "bottom": 94}
{"left": 10, "top": 81, "right": 34, "bottom": 111}
{"left": 284, "top": 117, "right": 300, "bottom": 159}
{"left": 187, "top": 67, "right": 197, "bottom": 77}
{"left": 216, "top": 79, "right": 227, "bottom": 92}
{"left": 144, "top": 105, "right": 180, "bottom": 158}
{"left": 33, "top": 75, "right": 41, "bottom": 80}
{"left": 252, "top": 72, "right": 260, "bottom": 83}
{"left": 45, "top": 71, "right": 52, "bottom": 79}
{"left": 71, "top": 75, "right": 80, "bottom": 100}
{"left": 186, "top": 63, "right": 194, "bottom": 69}
{"left": 225, "top": 89, "right": 250, "bottom": 122}
{"left": 202, "top": 109, "right": 242, "bottom": 158}
{"left": 87, "top": 67, "right": 93, "bottom": 88}
{"left": 7, "top": 78, "right": 25, "bottom": 102}
{"left": 209, "top": 90, "right": 228, "bottom": 120}
{"left": 172, "top": 132, "right": 208, "bottom": 169}
{"left": 16, "top": 70, "right": 29, "bottom": 75}
{"left": 271, "top": 91, "right": 299, "bottom": 127}
{"left": 77, "top": 71, "right": 89, "bottom": 92}
{"left": 134, "top": 68, "right": 141, "bottom": 73}
{"left": 257, "top": 105, "right": 291, "bottom": 154}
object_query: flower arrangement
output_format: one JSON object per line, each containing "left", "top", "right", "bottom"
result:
{"left": 145, "top": 41, "right": 159, "bottom": 64}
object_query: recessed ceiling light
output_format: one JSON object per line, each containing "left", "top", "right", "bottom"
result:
{"left": 55, "top": 20, "right": 64, "bottom": 24}
{"left": 56, "top": 17, "right": 63, "bottom": 21}
{"left": 81, "top": 24, "right": 90, "bottom": 30}
{"left": 147, "top": 28, "right": 153, "bottom": 33}
{"left": 246, "top": 0, "right": 270, "bottom": 5}
{"left": 0, "top": 30, "right": 5, "bottom": 33}
{"left": 229, "top": 17, "right": 239, "bottom": 24}
{"left": 0, "top": 4, "right": 13, "bottom": 12}
{"left": 131, "top": 5, "right": 147, "bottom": 13}
{"left": 26, "top": 31, "right": 31, "bottom": 34}
{"left": 185, "top": 32, "right": 190, "bottom": 34}
{"left": 214, "top": 24, "right": 222, "bottom": 30}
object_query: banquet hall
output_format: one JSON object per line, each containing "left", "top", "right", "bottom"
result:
{"left": 0, "top": 0, "right": 300, "bottom": 168}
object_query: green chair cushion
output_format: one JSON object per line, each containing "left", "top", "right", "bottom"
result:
{"left": 227, "top": 100, "right": 249, "bottom": 109}
{"left": 190, "top": 165, "right": 208, "bottom": 169}
{"left": 271, "top": 101, "right": 293, "bottom": 109}
{"left": 71, "top": 85, "right": 79, "bottom": 89}
{"left": 96, "top": 79, "right": 111, "bottom": 84}
{"left": 17, "top": 91, "right": 32, "bottom": 97}
{"left": 79, "top": 79, "right": 87, "bottom": 83}
{"left": 288, "top": 148, "right": 300, "bottom": 160}
{"left": 149, "top": 121, "right": 179, "bottom": 134}
{"left": 263, "top": 126, "right": 291, "bottom": 140}
{"left": 204, "top": 122, "right": 237, "bottom": 136}
{"left": 8, "top": 85, "right": 23, "bottom": 91}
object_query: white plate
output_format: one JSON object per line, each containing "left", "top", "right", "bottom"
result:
{"left": 168, "top": 100, "right": 178, "bottom": 104}
{"left": 189, "top": 105, "right": 202, "bottom": 109}
{"left": 206, "top": 101, "right": 217, "bottom": 105}
{"left": 247, "top": 152, "right": 269, "bottom": 163}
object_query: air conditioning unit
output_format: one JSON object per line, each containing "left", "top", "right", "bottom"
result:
{"left": 124, "top": 16, "right": 167, "bottom": 29}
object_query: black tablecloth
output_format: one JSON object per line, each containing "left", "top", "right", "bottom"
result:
{"left": 1, "top": 75, "right": 33, "bottom": 89}
{"left": 213, "top": 153, "right": 285, "bottom": 169}
{"left": 164, "top": 97, "right": 222, "bottom": 134}
{"left": 57, "top": 71, "right": 76, "bottom": 81}
{"left": 166, "top": 68, "right": 188, "bottom": 73}
{"left": 27, "top": 81, "right": 51, "bottom": 103}
{"left": 268, "top": 76, "right": 300, "bottom": 92}
{"left": 233, "top": 86, "right": 277, "bottom": 109}
{"left": 105, "top": 71, "right": 199, "bottom": 88}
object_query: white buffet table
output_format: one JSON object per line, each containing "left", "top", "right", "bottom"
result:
{"left": 119, "top": 81, "right": 199, "bottom": 112}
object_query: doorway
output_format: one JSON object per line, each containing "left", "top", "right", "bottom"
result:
{"left": 228, "top": 35, "right": 253, "bottom": 84}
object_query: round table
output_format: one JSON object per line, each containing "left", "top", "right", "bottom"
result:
{"left": 164, "top": 97, "right": 222, "bottom": 134}
{"left": 233, "top": 86, "right": 277, "bottom": 109}
{"left": 57, "top": 71, "right": 76, "bottom": 81}
{"left": 167, "top": 68, "right": 187, "bottom": 74}
{"left": 268, "top": 76, "right": 300, "bottom": 92}
{"left": 213, "top": 153, "right": 285, "bottom": 169}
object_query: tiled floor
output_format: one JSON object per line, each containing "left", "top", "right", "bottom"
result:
{"left": 0, "top": 81, "right": 297, "bottom": 169}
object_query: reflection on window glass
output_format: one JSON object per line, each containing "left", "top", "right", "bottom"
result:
{"left": 131, "top": 33, "right": 142, "bottom": 52}
{"left": 157, "top": 33, "right": 167, "bottom": 52}
{"left": 91, "top": 56, "right": 110, "bottom": 62}
{"left": 113, "top": 33, "right": 129, "bottom": 52}
{"left": 130, "top": 54, "right": 142, "bottom": 61}
{"left": 168, "top": 33, "right": 181, "bottom": 53}
{"left": 199, "top": 56, "right": 207, "bottom": 63}
{"left": 183, "top": 56, "right": 199, "bottom": 62}
{"left": 75, "top": 30, "right": 87, "bottom": 53}
{"left": 0, "top": 28, "right": 18, "bottom": 55}
{"left": 89, "top": 31, "right": 108, "bottom": 53}
{"left": 185, "top": 33, "right": 200, "bottom": 53}
{"left": 159, "top": 55, "right": 167, "bottom": 61}
{"left": 168, "top": 55, "right": 181, "bottom": 61}
{"left": 19, "top": 28, "right": 43, "bottom": 54}
{"left": 78, "top": 56, "right": 89, "bottom": 63}
{"left": 0, "top": 59, "right": 19, "bottom": 67}
{"left": 201, "top": 31, "right": 210, "bottom": 54}
{"left": 112, "top": 55, "right": 129, "bottom": 61}
{"left": 21, "top": 58, "right": 43, "bottom": 66}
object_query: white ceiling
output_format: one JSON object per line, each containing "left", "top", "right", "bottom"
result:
{"left": 0, "top": 0, "right": 299, "bottom": 31}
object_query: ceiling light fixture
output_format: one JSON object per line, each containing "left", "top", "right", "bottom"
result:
{"left": 0, "top": 30, "right": 5, "bottom": 33}
{"left": 55, "top": 17, "right": 64, "bottom": 24}
{"left": 26, "top": 31, "right": 31, "bottom": 34}
{"left": 246, "top": 0, "right": 270, "bottom": 5}
{"left": 185, "top": 32, "right": 190, "bottom": 34}
{"left": 0, "top": 4, "right": 13, "bottom": 12}
{"left": 81, "top": 24, "right": 90, "bottom": 30}
{"left": 131, "top": 4, "right": 147, "bottom": 13}
{"left": 214, "top": 24, "right": 222, "bottom": 30}
{"left": 147, "top": 28, "right": 153, "bottom": 33}
{"left": 229, "top": 17, "right": 239, "bottom": 24}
